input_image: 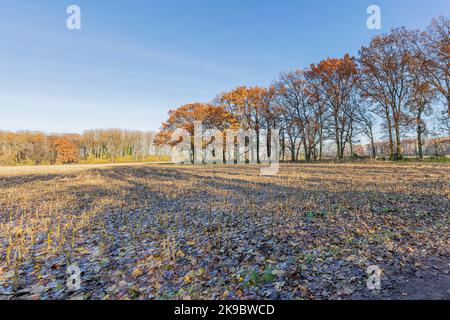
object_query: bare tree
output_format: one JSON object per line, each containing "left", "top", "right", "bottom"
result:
{"left": 274, "top": 71, "right": 321, "bottom": 161}
{"left": 359, "top": 28, "right": 418, "bottom": 160}
{"left": 406, "top": 51, "right": 438, "bottom": 158}
{"left": 421, "top": 16, "right": 450, "bottom": 116}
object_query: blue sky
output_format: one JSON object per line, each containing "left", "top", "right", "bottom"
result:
{"left": 0, "top": 0, "right": 449, "bottom": 133}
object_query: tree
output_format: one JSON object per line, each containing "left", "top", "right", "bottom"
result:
{"left": 356, "top": 102, "right": 377, "bottom": 158}
{"left": 304, "top": 72, "right": 328, "bottom": 160}
{"left": 406, "top": 51, "right": 437, "bottom": 158}
{"left": 359, "top": 28, "right": 418, "bottom": 160}
{"left": 220, "top": 86, "right": 270, "bottom": 163}
{"left": 421, "top": 16, "right": 450, "bottom": 116}
{"left": 274, "top": 70, "right": 322, "bottom": 161}
{"left": 54, "top": 137, "right": 77, "bottom": 164}
{"left": 308, "top": 54, "right": 359, "bottom": 159}
{"left": 258, "top": 86, "right": 279, "bottom": 159}
{"left": 156, "top": 103, "right": 235, "bottom": 163}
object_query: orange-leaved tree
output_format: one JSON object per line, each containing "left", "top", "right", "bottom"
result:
{"left": 54, "top": 137, "right": 77, "bottom": 164}
{"left": 156, "top": 103, "right": 235, "bottom": 163}
{"left": 219, "top": 86, "right": 273, "bottom": 163}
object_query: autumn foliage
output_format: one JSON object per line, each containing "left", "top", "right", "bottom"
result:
{"left": 157, "top": 16, "right": 449, "bottom": 162}
{"left": 0, "top": 130, "right": 168, "bottom": 166}
{"left": 54, "top": 137, "right": 77, "bottom": 164}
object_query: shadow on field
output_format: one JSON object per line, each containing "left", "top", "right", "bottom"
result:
{"left": 1, "top": 164, "right": 448, "bottom": 299}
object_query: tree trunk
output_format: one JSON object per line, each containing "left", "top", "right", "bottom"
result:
{"left": 256, "top": 121, "right": 260, "bottom": 164}
{"left": 349, "top": 130, "right": 354, "bottom": 160}
{"left": 417, "top": 129, "right": 423, "bottom": 159}
{"left": 417, "top": 110, "right": 424, "bottom": 159}
{"left": 334, "top": 117, "right": 342, "bottom": 160}
{"left": 318, "top": 113, "right": 324, "bottom": 161}
{"left": 302, "top": 138, "right": 309, "bottom": 162}
{"left": 290, "top": 144, "right": 296, "bottom": 163}
{"left": 319, "top": 131, "right": 323, "bottom": 161}
{"left": 391, "top": 103, "right": 403, "bottom": 160}
{"left": 447, "top": 95, "right": 450, "bottom": 117}
{"left": 384, "top": 107, "right": 395, "bottom": 160}
{"left": 348, "top": 119, "right": 354, "bottom": 159}
{"left": 370, "top": 135, "right": 376, "bottom": 159}
{"left": 296, "top": 144, "right": 301, "bottom": 162}
{"left": 191, "top": 139, "right": 195, "bottom": 164}
{"left": 222, "top": 139, "right": 226, "bottom": 164}
{"left": 394, "top": 123, "right": 402, "bottom": 160}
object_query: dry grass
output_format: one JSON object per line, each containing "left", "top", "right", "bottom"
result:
{"left": 0, "top": 162, "right": 448, "bottom": 300}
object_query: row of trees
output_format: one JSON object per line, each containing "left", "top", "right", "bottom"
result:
{"left": 2, "top": 17, "right": 447, "bottom": 165}
{"left": 157, "top": 16, "right": 449, "bottom": 161}
{"left": 0, "top": 129, "right": 167, "bottom": 166}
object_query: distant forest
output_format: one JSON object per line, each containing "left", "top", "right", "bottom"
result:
{"left": 0, "top": 129, "right": 169, "bottom": 166}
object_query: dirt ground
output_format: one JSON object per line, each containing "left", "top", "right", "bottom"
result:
{"left": 0, "top": 162, "right": 448, "bottom": 300}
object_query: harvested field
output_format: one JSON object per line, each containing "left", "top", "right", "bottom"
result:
{"left": 0, "top": 163, "right": 449, "bottom": 300}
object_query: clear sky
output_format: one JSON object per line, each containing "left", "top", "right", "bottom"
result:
{"left": 0, "top": 0, "right": 449, "bottom": 133}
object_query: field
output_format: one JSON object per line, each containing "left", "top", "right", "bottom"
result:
{"left": 0, "top": 162, "right": 449, "bottom": 300}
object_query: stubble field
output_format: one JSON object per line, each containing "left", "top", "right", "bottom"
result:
{"left": 0, "top": 162, "right": 449, "bottom": 300}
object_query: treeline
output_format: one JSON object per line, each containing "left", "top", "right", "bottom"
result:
{"left": 0, "top": 129, "right": 168, "bottom": 166}
{"left": 2, "top": 17, "right": 448, "bottom": 165}
{"left": 157, "top": 16, "right": 450, "bottom": 161}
